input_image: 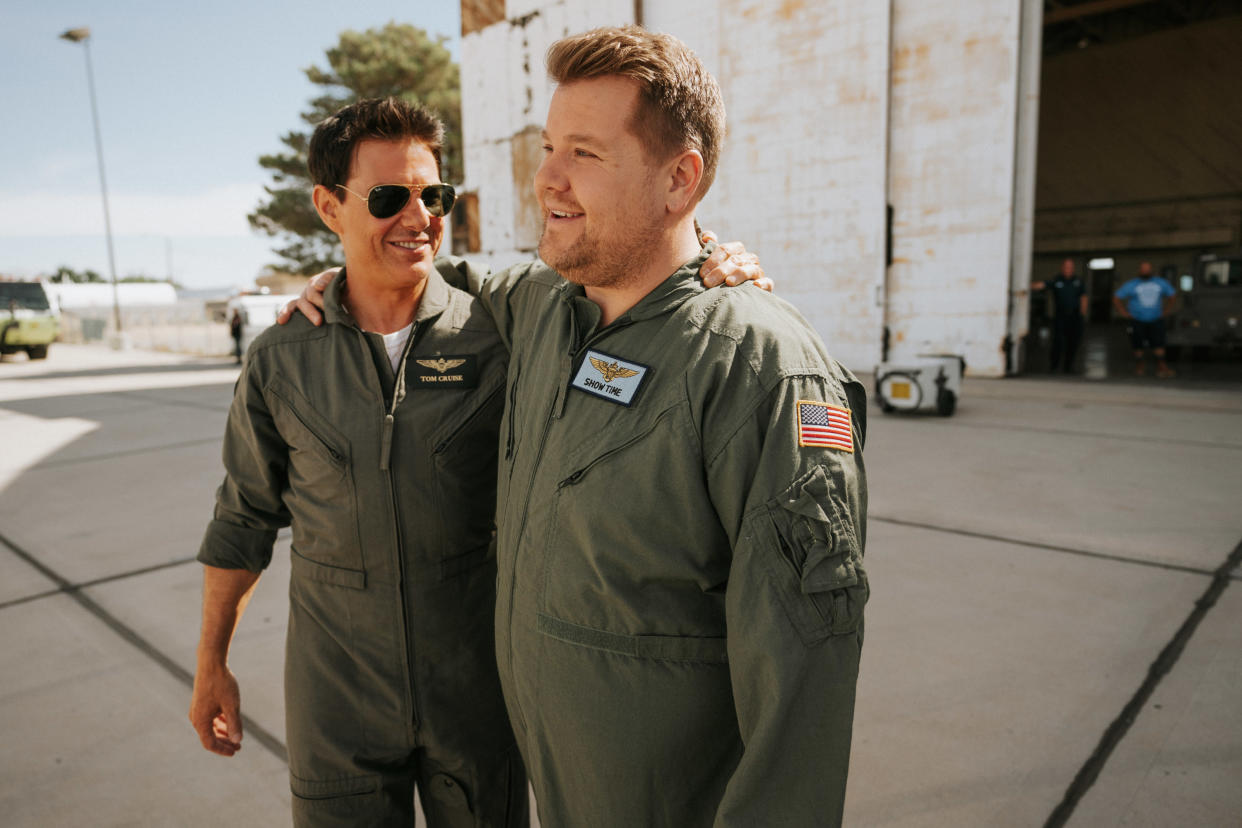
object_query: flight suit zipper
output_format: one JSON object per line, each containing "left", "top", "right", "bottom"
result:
{"left": 504, "top": 363, "right": 521, "bottom": 462}
{"left": 360, "top": 321, "right": 429, "bottom": 738}
{"left": 432, "top": 383, "right": 503, "bottom": 455}
{"left": 267, "top": 385, "right": 347, "bottom": 465}
{"left": 388, "top": 321, "right": 432, "bottom": 736}
{"left": 557, "top": 407, "right": 675, "bottom": 489}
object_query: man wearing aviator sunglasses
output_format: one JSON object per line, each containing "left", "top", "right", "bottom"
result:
{"left": 192, "top": 97, "right": 528, "bottom": 828}
{"left": 336, "top": 181, "right": 458, "bottom": 220}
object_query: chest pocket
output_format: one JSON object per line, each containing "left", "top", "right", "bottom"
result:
{"left": 538, "top": 401, "right": 726, "bottom": 639}
{"left": 429, "top": 375, "right": 505, "bottom": 574}
{"left": 266, "top": 374, "right": 364, "bottom": 576}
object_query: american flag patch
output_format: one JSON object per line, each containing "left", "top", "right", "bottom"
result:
{"left": 797, "top": 400, "right": 853, "bottom": 452}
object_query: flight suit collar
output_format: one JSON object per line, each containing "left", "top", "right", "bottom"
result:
{"left": 554, "top": 242, "right": 715, "bottom": 325}
{"left": 323, "top": 265, "right": 453, "bottom": 328}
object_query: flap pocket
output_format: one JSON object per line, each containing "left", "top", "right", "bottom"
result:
{"left": 766, "top": 465, "right": 867, "bottom": 643}
{"left": 267, "top": 374, "right": 350, "bottom": 467}
{"left": 772, "top": 466, "right": 860, "bottom": 594}
{"left": 291, "top": 547, "right": 366, "bottom": 590}
{"left": 289, "top": 770, "right": 378, "bottom": 800}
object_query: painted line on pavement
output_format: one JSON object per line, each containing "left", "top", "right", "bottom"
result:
{"left": 885, "top": 418, "right": 1242, "bottom": 452}
{"left": 0, "top": 529, "right": 287, "bottom": 763}
{"left": 870, "top": 515, "right": 1219, "bottom": 578}
{"left": 1045, "top": 536, "right": 1242, "bottom": 826}
{"left": 0, "top": 555, "right": 201, "bottom": 610}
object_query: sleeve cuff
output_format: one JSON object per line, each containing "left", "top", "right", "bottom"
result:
{"left": 197, "top": 519, "right": 276, "bottom": 571}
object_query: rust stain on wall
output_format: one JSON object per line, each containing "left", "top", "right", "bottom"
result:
{"left": 511, "top": 125, "right": 544, "bottom": 250}
{"left": 891, "top": 42, "right": 930, "bottom": 74}
{"left": 461, "top": 0, "right": 505, "bottom": 37}
{"left": 776, "top": 0, "right": 805, "bottom": 21}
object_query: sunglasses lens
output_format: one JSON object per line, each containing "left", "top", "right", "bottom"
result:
{"left": 420, "top": 184, "right": 456, "bottom": 217}
{"left": 367, "top": 186, "right": 411, "bottom": 219}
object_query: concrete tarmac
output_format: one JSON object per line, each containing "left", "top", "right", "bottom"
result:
{"left": 1, "top": 344, "right": 1239, "bottom": 827}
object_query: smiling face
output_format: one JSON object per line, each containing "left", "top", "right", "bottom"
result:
{"left": 535, "top": 76, "right": 667, "bottom": 289}
{"left": 314, "top": 137, "right": 444, "bottom": 292}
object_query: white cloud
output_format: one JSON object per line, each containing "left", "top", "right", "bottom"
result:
{"left": 0, "top": 182, "right": 271, "bottom": 237}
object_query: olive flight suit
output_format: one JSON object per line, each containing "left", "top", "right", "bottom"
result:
{"left": 477, "top": 246, "right": 869, "bottom": 827}
{"left": 198, "top": 264, "right": 527, "bottom": 827}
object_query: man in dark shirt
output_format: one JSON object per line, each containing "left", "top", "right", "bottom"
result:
{"left": 1033, "top": 258, "right": 1088, "bottom": 373}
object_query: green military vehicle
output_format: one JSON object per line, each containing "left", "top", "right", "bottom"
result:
{"left": 0, "top": 281, "right": 59, "bottom": 360}
{"left": 1166, "top": 252, "right": 1242, "bottom": 358}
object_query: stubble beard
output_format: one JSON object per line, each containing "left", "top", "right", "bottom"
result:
{"left": 538, "top": 215, "right": 661, "bottom": 290}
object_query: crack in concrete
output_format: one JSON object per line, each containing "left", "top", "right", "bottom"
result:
{"left": 870, "top": 514, "right": 1222, "bottom": 577}
{"left": 0, "top": 555, "right": 200, "bottom": 610}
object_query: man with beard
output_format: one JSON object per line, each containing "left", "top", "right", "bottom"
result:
{"left": 1113, "top": 260, "right": 1177, "bottom": 377}
{"left": 475, "top": 26, "right": 868, "bottom": 827}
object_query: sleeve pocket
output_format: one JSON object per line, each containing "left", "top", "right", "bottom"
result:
{"left": 766, "top": 465, "right": 868, "bottom": 643}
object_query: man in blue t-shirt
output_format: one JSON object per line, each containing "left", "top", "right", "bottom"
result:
{"left": 1112, "top": 261, "right": 1177, "bottom": 377}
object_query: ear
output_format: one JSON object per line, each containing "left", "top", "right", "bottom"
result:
{"left": 312, "top": 185, "right": 345, "bottom": 234}
{"left": 665, "top": 149, "right": 704, "bottom": 215}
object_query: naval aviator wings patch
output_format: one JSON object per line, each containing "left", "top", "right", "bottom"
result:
{"left": 797, "top": 400, "right": 853, "bottom": 452}
{"left": 570, "top": 349, "right": 650, "bottom": 406}
{"left": 410, "top": 354, "right": 478, "bottom": 389}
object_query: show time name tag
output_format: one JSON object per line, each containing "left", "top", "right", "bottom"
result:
{"left": 570, "top": 349, "right": 649, "bottom": 406}
{"left": 411, "top": 354, "right": 478, "bottom": 389}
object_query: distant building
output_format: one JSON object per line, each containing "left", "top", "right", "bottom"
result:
{"left": 256, "top": 271, "right": 311, "bottom": 296}
{"left": 50, "top": 282, "right": 177, "bottom": 310}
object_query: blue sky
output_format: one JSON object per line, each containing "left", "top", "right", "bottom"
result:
{"left": 0, "top": 1, "right": 461, "bottom": 290}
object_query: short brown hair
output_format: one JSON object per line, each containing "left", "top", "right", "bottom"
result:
{"left": 546, "top": 26, "right": 726, "bottom": 200}
{"left": 308, "top": 97, "right": 445, "bottom": 191}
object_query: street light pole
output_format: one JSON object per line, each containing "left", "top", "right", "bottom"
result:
{"left": 60, "top": 26, "right": 124, "bottom": 340}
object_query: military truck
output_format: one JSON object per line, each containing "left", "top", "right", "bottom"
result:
{"left": 1167, "top": 252, "right": 1242, "bottom": 358}
{"left": 0, "top": 281, "right": 59, "bottom": 360}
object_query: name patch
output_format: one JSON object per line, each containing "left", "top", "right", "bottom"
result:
{"left": 410, "top": 355, "right": 478, "bottom": 389}
{"left": 570, "top": 350, "right": 650, "bottom": 406}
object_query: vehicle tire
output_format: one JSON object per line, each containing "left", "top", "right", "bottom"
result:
{"left": 936, "top": 388, "right": 956, "bottom": 417}
{"left": 879, "top": 399, "right": 895, "bottom": 414}
{"left": 27, "top": 345, "right": 49, "bottom": 360}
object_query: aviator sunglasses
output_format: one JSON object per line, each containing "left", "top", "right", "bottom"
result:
{"left": 336, "top": 182, "right": 456, "bottom": 219}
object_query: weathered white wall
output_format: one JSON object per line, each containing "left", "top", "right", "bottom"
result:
{"left": 460, "top": 0, "right": 635, "bottom": 272}
{"left": 649, "top": 0, "right": 892, "bottom": 370}
{"left": 886, "top": 0, "right": 1024, "bottom": 375}
{"left": 461, "top": 0, "right": 1036, "bottom": 377}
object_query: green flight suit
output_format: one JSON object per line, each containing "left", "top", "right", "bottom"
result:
{"left": 198, "top": 264, "right": 528, "bottom": 827}
{"left": 478, "top": 246, "right": 869, "bottom": 827}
